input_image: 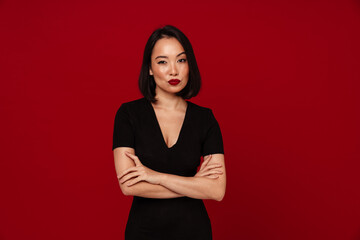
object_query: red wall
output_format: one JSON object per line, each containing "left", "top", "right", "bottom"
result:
{"left": 1, "top": 0, "right": 359, "bottom": 239}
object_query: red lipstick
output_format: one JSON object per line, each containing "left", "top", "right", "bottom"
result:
{"left": 168, "top": 79, "right": 180, "bottom": 85}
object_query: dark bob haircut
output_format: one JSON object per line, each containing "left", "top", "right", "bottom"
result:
{"left": 138, "top": 25, "right": 201, "bottom": 103}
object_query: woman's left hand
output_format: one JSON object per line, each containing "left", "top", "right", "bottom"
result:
{"left": 117, "top": 152, "right": 162, "bottom": 186}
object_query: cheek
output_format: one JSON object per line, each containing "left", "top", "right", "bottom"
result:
{"left": 181, "top": 64, "right": 190, "bottom": 76}
{"left": 153, "top": 65, "right": 168, "bottom": 76}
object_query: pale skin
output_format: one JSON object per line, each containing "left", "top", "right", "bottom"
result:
{"left": 113, "top": 37, "right": 226, "bottom": 201}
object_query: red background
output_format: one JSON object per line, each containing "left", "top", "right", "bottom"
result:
{"left": 1, "top": 0, "right": 360, "bottom": 239}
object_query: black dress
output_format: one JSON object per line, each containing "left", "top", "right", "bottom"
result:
{"left": 112, "top": 97, "right": 224, "bottom": 240}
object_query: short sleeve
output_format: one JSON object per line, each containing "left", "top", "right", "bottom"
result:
{"left": 201, "top": 109, "right": 224, "bottom": 156}
{"left": 112, "top": 103, "right": 135, "bottom": 150}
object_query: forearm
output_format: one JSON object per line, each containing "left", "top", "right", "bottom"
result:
{"left": 119, "top": 180, "right": 184, "bottom": 199}
{"left": 118, "top": 152, "right": 226, "bottom": 200}
{"left": 159, "top": 174, "right": 225, "bottom": 201}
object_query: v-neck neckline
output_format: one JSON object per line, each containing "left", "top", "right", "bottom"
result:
{"left": 146, "top": 98, "right": 190, "bottom": 150}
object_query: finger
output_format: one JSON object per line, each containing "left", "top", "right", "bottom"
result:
{"left": 205, "top": 174, "right": 219, "bottom": 179}
{"left": 118, "top": 166, "right": 137, "bottom": 179}
{"left": 203, "top": 154, "right": 212, "bottom": 163}
{"left": 203, "top": 170, "right": 223, "bottom": 176}
{"left": 200, "top": 155, "right": 212, "bottom": 171}
{"left": 117, "top": 166, "right": 138, "bottom": 179}
{"left": 127, "top": 176, "right": 143, "bottom": 187}
{"left": 202, "top": 164, "right": 222, "bottom": 172}
{"left": 124, "top": 151, "right": 134, "bottom": 158}
{"left": 133, "top": 156, "right": 142, "bottom": 166}
{"left": 204, "top": 154, "right": 212, "bottom": 160}
{"left": 204, "top": 163, "right": 222, "bottom": 168}
{"left": 125, "top": 152, "right": 142, "bottom": 166}
{"left": 198, "top": 170, "right": 223, "bottom": 177}
{"left": 202, "top": 163, "right": 222, "bottom": 172}
{"left": 197, "top": 163, "right": 221, "bottom": 177}
{"left": 120, "top": 171, "right": 141, "bottom": 184}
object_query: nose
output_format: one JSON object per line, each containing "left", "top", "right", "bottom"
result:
{"left": 169, "top": 62, "right": 178, "bottom": 76}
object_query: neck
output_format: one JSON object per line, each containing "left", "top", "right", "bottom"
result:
{"left": 153, "top": 89, "right": 186, "bottom": 110}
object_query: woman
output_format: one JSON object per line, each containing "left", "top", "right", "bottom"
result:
{"left": 112, "top": 25, "right": 226, "bottom": 240}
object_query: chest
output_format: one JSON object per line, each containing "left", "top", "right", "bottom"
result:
{"left": 132, "top": 102, "right": 204, "bottom": 176}
{"left": 153, "top": 108, "right": 186, "bottom": 149}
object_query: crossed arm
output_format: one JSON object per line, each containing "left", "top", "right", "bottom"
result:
{"left": 113, "top": 147, "right": 226, "bottom": 201}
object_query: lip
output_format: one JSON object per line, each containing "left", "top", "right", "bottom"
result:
{"left": 168, "top": 79, "right": 181, "bottom": 85}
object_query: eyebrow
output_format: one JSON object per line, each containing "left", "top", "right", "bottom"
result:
{"left": 155, "top": 51, "right": 186, "bottom": 60}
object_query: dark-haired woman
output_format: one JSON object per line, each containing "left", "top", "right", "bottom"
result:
{"left": 113, "top": 25, "right": 226, "bottom": 240}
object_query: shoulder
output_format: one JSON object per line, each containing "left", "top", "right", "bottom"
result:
{"left": 187, "top": 101, "right": 218, "bottom": 126}
{"left": 116, "top": 97, "right": 147, "bottom": 113}
{"left": 120, "top": 97, "right": 146, "bottom": 108}
{"left": 187, "top": 100, "right": 211, "bottom": 113}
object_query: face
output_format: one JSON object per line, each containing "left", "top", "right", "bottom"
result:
{"left": 149, "top": 37, "right": 189, "bottom": 96}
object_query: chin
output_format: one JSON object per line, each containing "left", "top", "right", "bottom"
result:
{"left": 170, "top": 85, "right": 186, "bottom": 92}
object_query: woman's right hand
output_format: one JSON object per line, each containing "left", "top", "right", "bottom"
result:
{"left": 195, "top": 154, "right": 223, "bottom": 179}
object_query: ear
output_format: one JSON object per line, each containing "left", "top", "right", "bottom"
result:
{"left": 149, "top": 67, "right": 153, "bottom": 76}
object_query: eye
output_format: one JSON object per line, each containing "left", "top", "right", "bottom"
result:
{"left": 157, "top": 60, "right": 166, "bottom": 64}
{"left": 178, "top": 58, "right": 187, "bottom": 63}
